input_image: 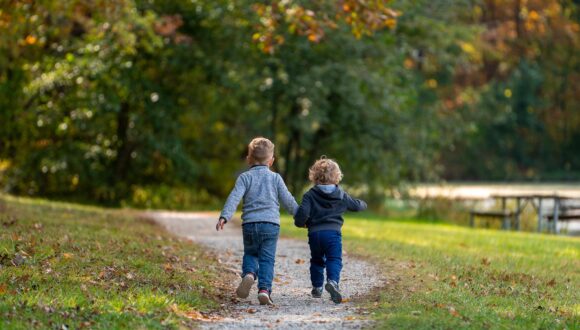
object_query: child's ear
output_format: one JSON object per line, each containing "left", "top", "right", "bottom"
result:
{"left": 269, "top": 157, "right": 275, "bottom": 167}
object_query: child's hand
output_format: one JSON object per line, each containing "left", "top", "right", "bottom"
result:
{"left": 216, "top": 217, "right": 227, "bottom": 231}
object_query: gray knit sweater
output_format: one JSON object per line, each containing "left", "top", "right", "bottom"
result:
{"left": 219, "top": 165, "right": 298, "bottom": 225}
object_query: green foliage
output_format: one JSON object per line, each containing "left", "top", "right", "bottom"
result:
{"left": 0, "top": 195, "right": 223, "bottom": 329}
{"left": 122, "top": 185, "right": 219, "bottom": 210}
{"left": 280, "top": 214, "right": 580, "bottom": 329}
{"left": 1, "top": 0, "right": 578, "bottom": 208}
{"left": 441, "top": 0, "right": 580, "bottom": 180}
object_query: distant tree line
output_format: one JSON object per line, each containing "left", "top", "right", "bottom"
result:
{"left": 0, "top": 0, "right": 578, "bottom": 208}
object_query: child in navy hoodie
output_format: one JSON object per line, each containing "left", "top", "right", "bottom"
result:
{"left": 294, "top": 157, "right": 367, "bottom": 303}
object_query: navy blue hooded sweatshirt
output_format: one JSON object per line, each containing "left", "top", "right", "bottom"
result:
{"left": 294, "top": 185, "right": 367, "bottom": 232}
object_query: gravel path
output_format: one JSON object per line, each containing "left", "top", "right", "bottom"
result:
{"left": 149, "top": 211, "right": 385, "bottom": 329}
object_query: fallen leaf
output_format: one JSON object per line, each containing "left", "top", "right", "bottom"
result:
{"left": 62, "top": 253, "right": 74, "bottom": 259}
{"left": 169, "top": 303, "right": 214, "bottom": 321}
{"left": 2, "top": 218, "right": 17, "bottom": 227}
{"left": 449, "top": 275, "right": 458, "bottom": 287}
{"left": 481, "top": 257, "right": 491, "bottom": 266}
{"left": 428, "top": 273, "right": 439, "bottom": 281}
{"left": 547, "top": 279, "right": 556, "bottom": 287}
{"left": 448, "top": 306, "right": 460, "bottom": 317}
{"left": 295, "top": 259, "right": 305, "bottom": 264}
{"left": 247, "top": 308, "right": 257, "bottom": 314}
{"left": 11, "top": 253, "right": 25, "bottom": 266}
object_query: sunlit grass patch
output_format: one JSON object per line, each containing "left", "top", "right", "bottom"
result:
{"left": 0, "top": 196, "right": 222, "bottom": 329}
{"left": 280, "top": 214, "right": 580, "bottom": 329}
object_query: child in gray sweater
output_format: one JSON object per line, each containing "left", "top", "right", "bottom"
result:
{"left": 216, "top": 137, "right": 298, "bottom": 305}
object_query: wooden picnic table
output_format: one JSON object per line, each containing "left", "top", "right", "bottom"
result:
{"left": 473, "top": 194, "right": 579, "bottom": 233}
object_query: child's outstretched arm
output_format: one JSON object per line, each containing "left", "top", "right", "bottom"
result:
{"left": 345, "top": 193, "right": 367, "bottom": 212}
{"left": 294, "top": 193, "right": 311, "bottom": 228}
{"left": 276, "top": 174, "right": 299, "bottom": 216}
{"left": 217, "top": 175, "right": 246, "bottom": 231}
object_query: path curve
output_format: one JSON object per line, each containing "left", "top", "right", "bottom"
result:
{"left": 149, "top": 211, "right": 385, "bottom": 329}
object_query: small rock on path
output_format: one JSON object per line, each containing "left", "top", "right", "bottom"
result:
{"left": 150, "top": 211, "right": 385, "bottom": 329}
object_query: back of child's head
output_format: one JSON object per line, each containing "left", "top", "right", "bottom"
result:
{"left": 309, "top": 156, "right": 343, "bottom": 185}
{"left": 248, "top": 137, "right": 275, "bottom": 164}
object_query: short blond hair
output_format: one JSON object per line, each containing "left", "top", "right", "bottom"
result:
{"left": 308, "top": 157, "right": 343, "bottom": 185}
{"left": 247, "top": 137, "right": 274, "bottom": 164}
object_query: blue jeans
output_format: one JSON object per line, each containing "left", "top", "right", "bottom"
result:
{"left": 308, "top": 230, "right": 342, "bottom": 288}
{"left": 241, "top": 222, "right": 279, "bottom": 292}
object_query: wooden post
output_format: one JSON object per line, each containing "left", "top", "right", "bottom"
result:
{"left": 537, "top": 198, "right": 543, "bottom": 233}
{"left": 501, "top": 197, "right": 509, "bottom": 230}
{"left": 553, "top": 197, "right": 560, "bottom": 234}
{"left": 515, "top": 197, "right": 521, "bottom": 231}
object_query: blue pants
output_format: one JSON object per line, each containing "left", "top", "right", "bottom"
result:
{"left": 308, "top": 230, "right": 342, "bottom": 288}
{"left": 241, "top": 222, "right": 279, "bottom": 292}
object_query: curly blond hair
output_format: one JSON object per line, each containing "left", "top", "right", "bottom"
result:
{"left": 308, "top": 157, "right": 343, "bottom": 185}
{"left": 247, "top": 137, "right": 275, "bottom": 164}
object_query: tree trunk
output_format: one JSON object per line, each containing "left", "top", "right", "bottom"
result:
{"left": 112, "top": 102, "right": 132, "bottom": 182}
{"left": 282, "top": 103, "right": 301, "bottom": 191}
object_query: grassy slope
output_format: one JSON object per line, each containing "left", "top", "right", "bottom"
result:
{"left": 0, "top": 195, "right": 223, "bottom": 329}
{"left": 280, "top": 213, "right": 579, "bottom": 329}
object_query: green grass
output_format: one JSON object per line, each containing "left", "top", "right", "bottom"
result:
{"left": 0, "top": 195, "right": 223, "bottom": 329}
{"left": 280, "top": 213, "right": 580, "bottom": 329}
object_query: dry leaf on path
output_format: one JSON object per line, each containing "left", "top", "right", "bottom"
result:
{"left": 295, "top": 259, "right": 305, "bottom": 264}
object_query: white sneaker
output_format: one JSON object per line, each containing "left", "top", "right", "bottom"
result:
{"left": 236, "top": 274, "right": 255, "bottom": 299}
{"left": 258, "top": 289, "right": 274, "bottom": 305}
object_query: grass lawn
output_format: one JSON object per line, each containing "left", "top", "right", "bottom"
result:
{"left": 0, "top": 195, "right": 224, "bottom": 329}
{"left": 280, "top": 214, "right": 579, "bottom": 329}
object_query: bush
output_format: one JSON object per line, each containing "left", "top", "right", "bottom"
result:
{"left": 122, "top": 185, "right": 220, "bottom": 210}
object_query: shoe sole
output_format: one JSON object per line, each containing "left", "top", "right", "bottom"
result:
{"left": 236, "top": 275, "right": 254, "bottom": 299}
{"left": 258, "top": 293, "right": 273, "bottom": 305}
{"left": 312, "top": 294, "right": 322, "bottom": 298}
{"left": 325, "top": 283, "right": 342, "bottom": 304}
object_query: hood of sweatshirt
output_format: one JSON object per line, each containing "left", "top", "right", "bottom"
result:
{"left": 311, "top": 185, "right": 345, "bottom": 206}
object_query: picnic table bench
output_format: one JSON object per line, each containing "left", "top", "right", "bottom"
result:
{"left": 470, "top": 194, "right": 580, "bottom": 234}
{"left": 469, "top": 210, "right": 514, "bottom": 230}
